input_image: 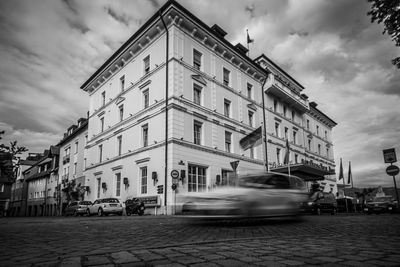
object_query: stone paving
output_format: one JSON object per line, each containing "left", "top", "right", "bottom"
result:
{"left": 1, "top": 214, "right": 400, "bottom": 266}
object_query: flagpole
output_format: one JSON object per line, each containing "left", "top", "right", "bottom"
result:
{"left": 261, "top": 77, "right": 269, "bottom": 172}
{"left": 340, "top": 158, "right": 349, "bottom": 213}
{"left": 349, "top": 161, "right": 353, "bottom": 188}
{"left": 246, "top": 29, "right": 250, "bottom": 57}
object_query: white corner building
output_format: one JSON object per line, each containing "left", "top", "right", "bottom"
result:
{"left": 80, "top": 0, "right": 337, "bottom": 214}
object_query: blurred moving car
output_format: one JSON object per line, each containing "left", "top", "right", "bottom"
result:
{"left": 364, "top": 196, "right": 397, "bottom": 214}
{"left": 300, "top": 192, "right": 337, "bottom": 215}
{"left": 125, "top": 198, "right": 145, "bottom": 216}
{"left": 86, "top": 198, "right": 123, "bottom": 216}
{"left": 180, "top": 172, "right": 308, "bottom": 219}
{"left": 65, "top": 201, "right": 92, "bottom": 216}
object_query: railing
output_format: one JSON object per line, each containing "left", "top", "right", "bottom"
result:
{"left": 62, "top": 155, "right": 70, "bottom": 164}
{"left": 266, "top": 75, "right": 309, "bottom": 108}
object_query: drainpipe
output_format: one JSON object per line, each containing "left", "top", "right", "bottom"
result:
{"left": 261, "top": 74, "right": 269, "bottom": 172}
{"left": 159, "top": 11, "right": 169, "bottom": 213}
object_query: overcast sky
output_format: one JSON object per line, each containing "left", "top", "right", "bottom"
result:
{"left": 0, "top": 0, "right": 399, "bottom": 188}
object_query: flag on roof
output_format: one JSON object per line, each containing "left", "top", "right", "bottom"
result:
{"left": 338, "top": 158, "right": 344, "bottom": 180}
{"left": 247, "top": 29, "right": 254, "bottom": 44}
{"left": 348, "top": 161, "right": 353, "bottom": 186}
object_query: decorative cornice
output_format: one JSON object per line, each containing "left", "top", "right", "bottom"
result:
{"left": 111, "top": 165, "right": 123, "bottom": 171}
{"left": 135, "top": 157, "right": 151, "bottom": 164}
{"left": 191, "top": 74, "right": 207, "bottom": 85}
{"left": 139, "top": 79, "right": 152, "bottom": 89}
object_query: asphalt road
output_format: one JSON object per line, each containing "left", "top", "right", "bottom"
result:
{"left": 1, "top": 214, "right": 400, "bottom": 266}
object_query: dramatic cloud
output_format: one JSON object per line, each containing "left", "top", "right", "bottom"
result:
{"left": 0, "top": 0, "right": 399, "bottom": 188}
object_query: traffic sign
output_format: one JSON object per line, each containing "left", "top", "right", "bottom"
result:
{"left": 170, "top": 170, "right": 179, "bottom": 179}
{"left": 386, "top": 165, "right": 399, "bottom": 176}
{"left": 383, "top": 148, "right": 397, "bottom": 163}
{"left": 230, "top": 160, "right": 239, "bottom": 171}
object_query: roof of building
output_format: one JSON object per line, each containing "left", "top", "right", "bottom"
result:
{"left": 80, "top": 0, "right": 269, "bottom": 90}
{"left": 57, "top": 118, "right": 88, "bottom": 146}
{"left": 254, "top": 54, "right": 304, "bottom": 89}
{"left": 309, "top": 102, "right": 337, "bottom": 127}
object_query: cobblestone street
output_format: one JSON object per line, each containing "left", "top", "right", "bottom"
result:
{"left": 1, "top": 214, "right": 400, "bottom": 266}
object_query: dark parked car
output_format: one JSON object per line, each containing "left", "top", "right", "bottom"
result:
{"left": 65, "top": 201, "right": 92, "bottom": 216}
{"left": 364, "top": 196, "right": 397, "bottom": 214}
{"left": 301, "top": 191, "right": 337, "bottom": 215}
{"left": 125, "top": 198, "right": 145, "bottom": 216}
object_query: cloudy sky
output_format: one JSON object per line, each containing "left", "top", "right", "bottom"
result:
{"left": 0, "top": 0, "right": 399, "bottom": 188}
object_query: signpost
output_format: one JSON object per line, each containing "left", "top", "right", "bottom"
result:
{"left": 383, "top": 148, "right": 397, "bottom": 163}
{"left": 383, "top": 148, "right": 400, "bottom": 210}
{"left": 230, "top": 160, "right": 239, "bottom": 186}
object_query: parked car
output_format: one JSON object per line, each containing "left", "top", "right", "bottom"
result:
{"left": 180, "top": 171, "right": 308, "bottom": 219}
{"left": 65, "top": 201, "right": 92, "bottom": 216}
{"left": 364, "top": 196, "right": 397, "bottom": 214}
{"left": 337, "top": 197, "right": 355, "bottom": 213}
{"left": 86, "top": 198, "right": 123, "bottom": 216}
{"left": 125, "top": 198, "right": 145, "bottom": 216}
{"left": 300, "top": 192, "right": 337, "bottom": 215}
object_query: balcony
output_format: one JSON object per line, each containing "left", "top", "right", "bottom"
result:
{"left": 62, "top": 174, "right": 69, "bottom": 182}
{"left": 62, "top": 155, "right": 70, "bottom": 165}
{"left": 265, "top": 75, "right": 309, "bottom": 113}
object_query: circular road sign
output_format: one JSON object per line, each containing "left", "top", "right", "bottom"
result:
{"left": 386, "top": 165, "right": 400, "bottom": 176}
{"left": 171, "top": 170, "right": 179, "bottom": 179}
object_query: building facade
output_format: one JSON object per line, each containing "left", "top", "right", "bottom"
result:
{"left": 24, "top": 147, "right": 59, "bottom": 216}
{"left": 0, "top": 152, "right": 13, "bottom": 216}
{"left": 9, "top": 153, "right": 42, "bottom": 216}
{"left": 57, "top": 118, "right": 89, "bottom": 214}
{"left": 80, "top": 0, "right": 337, "bottom": 214}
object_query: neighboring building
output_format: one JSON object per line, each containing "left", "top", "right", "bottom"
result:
{"left": 57, "top": 118, "right": 88, "bottom": 214}
{"left": 0, "top": 152, "right": 13, "bottom": 216}
{"left": 9, "top": 153, "right": 42, "bottom": 216}
{"left": 25, "top": 147, "right": 59, "bottom": 216}
{"left": 80, "top": 0, "right": 337, "bottom": 214}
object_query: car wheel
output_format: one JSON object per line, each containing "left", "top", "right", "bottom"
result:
{"left": 98, "top": 208, "right": 104, "bottom": 216}
{"left": 86, "top": 209, "right": 90, "bottom": 216}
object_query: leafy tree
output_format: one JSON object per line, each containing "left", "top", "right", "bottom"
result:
{"left": 0, "top": 131, "right": 28, "bottom": 179}
{"left": 367, "top": 0, "right": 400, "bottom": 68}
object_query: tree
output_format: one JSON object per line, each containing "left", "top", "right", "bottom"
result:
{"left": 367, "top": 0, "right": 400, "bottom": 68}
{"left": 0, "top": 131, "right": 28, "bottom": 179}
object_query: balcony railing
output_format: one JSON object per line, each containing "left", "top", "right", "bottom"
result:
{"left": 265, "top": 75, "right": 309, "bottom": 112}
{"left": 62, "top": 155, "right": 70, "bottom": 165}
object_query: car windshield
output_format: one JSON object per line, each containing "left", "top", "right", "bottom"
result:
{"left": 80, "top": 201, "right": 92, "bottom": 205}
{"left": 239, "top": 174, "right": 290, "bottom": 189}
{"left": 310, "top": 192, "right": 323, "bottom": 201}
{"left": 103, "top": 198, "right": 119, "bottom": 203}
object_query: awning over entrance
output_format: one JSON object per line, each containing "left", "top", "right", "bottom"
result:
{"left": 270, "top": 163, "right": 335, "bottom": 181}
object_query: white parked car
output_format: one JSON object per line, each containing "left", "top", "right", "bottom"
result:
{"left": 86, "top": 198, "right": 123, "bottom": 216}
